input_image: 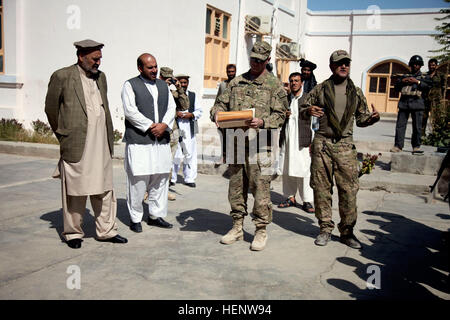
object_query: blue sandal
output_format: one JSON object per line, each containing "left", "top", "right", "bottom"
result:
{"left": 278, "top": 197, "right": 296, "bottom": 208}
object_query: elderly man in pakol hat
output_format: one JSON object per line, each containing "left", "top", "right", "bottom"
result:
{"left": 45, "top": 39, "right": 128, "bottom": 249}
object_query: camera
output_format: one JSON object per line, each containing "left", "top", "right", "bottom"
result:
{"left": 170, "top": 78, "right": 177, "bottom": 85}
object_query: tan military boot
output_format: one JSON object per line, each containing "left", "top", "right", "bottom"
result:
{"left": 220, "top": 217, "right": 244, "bottom": 245}
{"left": 250, "top": 226, "right": 267, "bottom": 251}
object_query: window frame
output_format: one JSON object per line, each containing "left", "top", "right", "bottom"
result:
{"left": 204, "top": 4, "right": 231, "bottom": 89}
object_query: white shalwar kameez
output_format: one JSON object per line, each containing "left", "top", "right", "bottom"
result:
{"left": 121, "top": 77, "right": 176, "bottom": 223}
{"left": 171, "top": 90, "right": 202, "bottom": 184}
{"left": 278, "top": 89, "right": 314, "bottom": 203}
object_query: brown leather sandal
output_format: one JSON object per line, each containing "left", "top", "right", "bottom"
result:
{"left": 278, "top": 197, "right": 296, "bottom": 208}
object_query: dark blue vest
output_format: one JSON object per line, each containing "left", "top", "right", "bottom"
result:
{"left": 188, "top": 91, "right": 198, "bottom": 137}
{"left": 124, "top": 77, "right": 170, "bottom": 144}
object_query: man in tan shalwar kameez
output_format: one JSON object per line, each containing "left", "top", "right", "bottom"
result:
{"left": 45, "top": 39, "right": 128, "bottom": 249}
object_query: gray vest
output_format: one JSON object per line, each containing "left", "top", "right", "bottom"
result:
{"left": 124, "top": 77, "right": 170, "bottom": 144}
{"left": 188, "top": 91, "right": 198, "bottom": 137}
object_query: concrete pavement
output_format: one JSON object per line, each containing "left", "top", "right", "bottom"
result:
{"left": 0, "top": 153, "right": 448, "bottom": 300}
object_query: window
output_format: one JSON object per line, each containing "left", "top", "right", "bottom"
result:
{"left": 275, "top": 35, "right": 291, "bottom": 84}
{"left": 0, "top": 0, "right": 4, "bottom": 74}
{"left": 204, "top": 5, "right": 231, "bottom": 88}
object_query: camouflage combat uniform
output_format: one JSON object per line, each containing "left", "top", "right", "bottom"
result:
{"left": 299, "top": 77, "right": 374, "bottom": 236}
{"left": 423, "top": 71, "right": 445, "bottom": 136}
{"left": 169, "top": 87, "right": 189, "bottom": 155}
{"left": 210, "top": 70, "right": 287, "bottom": 227}
{"left": 159, "top": 67, "right": 190, "bottom": 156}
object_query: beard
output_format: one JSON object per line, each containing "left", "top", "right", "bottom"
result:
{"left": 79, "top": 59, "right": 99, "bottom": 78}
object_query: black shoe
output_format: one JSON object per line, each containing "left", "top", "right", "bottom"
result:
{"left": 147, "top": 217, "right": 173, "bottom": 229}
{"left": 185, "top": 182, "right": 196, "bottom": 188}
{"left": 66, "top": 238, "right": 82, "bottom": 249}
{"left": 169, "top": 181, "right": 175, "bottom": 186}
{"left": 97, "top": 234, "right": 128, "bottom": 244}
{"left": 314, "top": 231, "right": 331, "bottom": 246}
{"left": 340, "top": 234, "right": 362, "bottom": 249}
{"left": 130, "top": 222, "right": 142, "bottom": 233}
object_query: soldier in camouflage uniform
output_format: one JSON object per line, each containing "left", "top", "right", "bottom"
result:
{"left": 422, "top": 58, "right": 445, "bottom": 136}
{"left": 210, "top": 41, "right": 288, "bottom": 251}
{"left": 299, "top": 50, "right": 380, "bottom": 249}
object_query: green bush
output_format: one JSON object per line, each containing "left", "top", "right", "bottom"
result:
{"left": 32, "top": 119, "right": 53, "bottom": 136}
{"left": 114, "top": 129, "right": 123, "bottom": 143}
{"left": 0, "top": 118, "right": 58, "bottom": 144}
{"left": 0, "top": 118, "right": 26, "bottom": 140}
{"left": 422, "top": 101, "right": 450, "bottom": 147}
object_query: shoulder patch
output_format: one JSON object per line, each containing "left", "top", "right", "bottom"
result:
{"left": 277, "top": 90, "right": 287, "bottom": 99}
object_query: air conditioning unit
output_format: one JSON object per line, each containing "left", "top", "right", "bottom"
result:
{"left": 245, "top": 15, "right": 272, "bottom": 34}
{"left": 276, "top": 42, "right": 302, "bottom": 60}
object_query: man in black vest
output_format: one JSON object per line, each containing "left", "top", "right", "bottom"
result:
{"left": 121, "top": 53, "right": 176, "bottom": 233}
{"left": 170, "top": 74, "right": 203, "bottom": 188}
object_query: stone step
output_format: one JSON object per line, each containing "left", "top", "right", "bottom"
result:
{"left": 391, "top": 151, "right": 445, "bottom": 176}
{"left": 359, "top": 169, "right": 437, "bottom": 195}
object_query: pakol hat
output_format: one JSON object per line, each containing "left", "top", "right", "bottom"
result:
{"left": 73, "top": 39, "right": 104, "bottom": 50}
{"left": 175, "top": 74, "right": 190, "bottom": 79}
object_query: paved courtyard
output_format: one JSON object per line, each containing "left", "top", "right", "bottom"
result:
{"left": 0, "top": 153, "right": 448, "bottom": 300}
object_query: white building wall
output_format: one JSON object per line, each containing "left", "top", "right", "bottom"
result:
{"left": 304, "top": 8, "right": 445, "bottom": 89}
{"left": 1, "top": 0, "right": 306, "bottom": 132}
{"left": 0, "top": 1, "right": 446, "bottom": 134}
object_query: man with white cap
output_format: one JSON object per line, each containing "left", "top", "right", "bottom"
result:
{"left": 170, "top": 74, "right": 202, "bottom": 188}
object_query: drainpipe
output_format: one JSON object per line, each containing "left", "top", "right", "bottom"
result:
{"left": 349, "top": 10, "right": 354, "bottom": 77}
{"left": 235, "top": 0, "right": 243, "bottom": 64}
{"left": 271, "top": 1, "right": 279, "bottom": 76}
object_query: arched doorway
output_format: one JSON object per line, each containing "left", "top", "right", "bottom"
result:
{"left": 365, "top": 60, "right": 410, "bottom": 113}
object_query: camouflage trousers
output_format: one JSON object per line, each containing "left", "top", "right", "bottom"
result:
{"left": 228, "top": 160, "right": 273, "bottom": 227}
{"left": 310, "top": 136, "right": 359, "bottom": 236}
{"left": 170, "top": 123, "right": 180, "bottom": 157}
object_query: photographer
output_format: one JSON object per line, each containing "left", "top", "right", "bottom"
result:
{"left": 159, "top": 67, "right": 190, "bottom": 201}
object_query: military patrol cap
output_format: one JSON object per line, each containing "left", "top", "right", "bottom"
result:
{"left": 73, "top": 39, "right": 104, "bottom": 50}
{"left": 175, "top": 74, "right": 190, "bottom": 79}
{"left": 160, "top": 67, "right": 174, "bottom": 78}
{"left": 300, "top": 58, "right": 317, "bottom": 71}
{"left": 250, "top": 41, "right": 272, "bottom": 61}
{"left": 329, "top": 50, "right": 351, "bottom": 63}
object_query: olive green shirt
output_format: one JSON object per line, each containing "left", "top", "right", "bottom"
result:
{"left": 299, "top": 78, "right": 373, "bottom": 139}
